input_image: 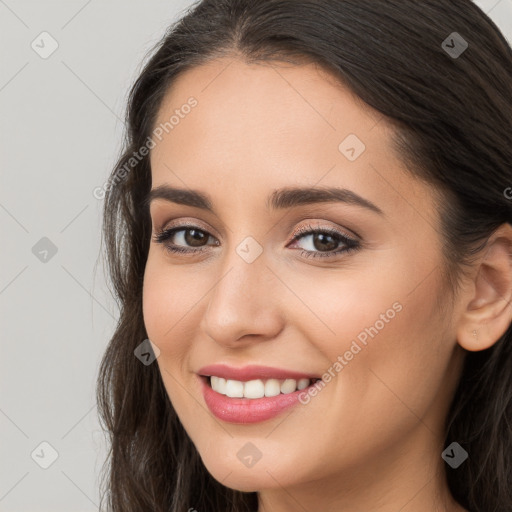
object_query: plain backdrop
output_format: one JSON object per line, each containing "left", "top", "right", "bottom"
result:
{"left": 1, "top": 0, "right": 511, "bottom": 510}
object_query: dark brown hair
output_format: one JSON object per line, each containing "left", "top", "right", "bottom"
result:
{"left": 96, "top": 1, "right": 512, "bottom": 510}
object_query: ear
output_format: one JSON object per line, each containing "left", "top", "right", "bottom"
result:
{"left": 457, "top": 223, "right": 512, "bottom": 352}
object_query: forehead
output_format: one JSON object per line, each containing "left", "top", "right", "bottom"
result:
{"left": 149, "top": 57, "right": 435, "bottom": 222}
{"left": 151, "top": 56, "right": 379, "bottom": 158}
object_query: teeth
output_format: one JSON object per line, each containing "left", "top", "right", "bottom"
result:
{"left": 264, "top": 379, "right": 281, "bottom": 397}
{"left": 211, "top": 376, "right": 227, "bottom": 394}
{"left": 209, "top": 376, "right": 314, "bottom": 398}
{"left": 244, "top": 379, "right": 265, "bottom": 399}
{"left": 225, "top": 379, "right": 244, "bottom": 398}
{"left": 297, "top": 378, "right": 310, "bottom": 390}
{"left": 280, "top": 379, "right": 297, "bottom": 394}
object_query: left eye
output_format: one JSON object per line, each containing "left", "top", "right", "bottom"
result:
{"left": 289, "top": 230, "right": 352, "bottom": 254}
{"left": 153, "top": 224, "right": 360, "bottom": 259}
{"left": 287, "top": 226, "right": 360, "bottom": 259}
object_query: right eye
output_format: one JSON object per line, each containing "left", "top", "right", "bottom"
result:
{"left": 153, "top": 225, "right": 219, "bottom": 254}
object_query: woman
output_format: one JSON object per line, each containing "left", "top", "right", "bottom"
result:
{"left": 96, "top": 1, "right": 512, "bottom": 510}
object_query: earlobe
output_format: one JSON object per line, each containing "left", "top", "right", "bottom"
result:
{"left": 457, "top": 223, "right": 512, "bottom": 352}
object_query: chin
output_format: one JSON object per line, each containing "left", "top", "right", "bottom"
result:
{"left": 199, "top": 447, "right": 304, "bottom": 493}
{"left": 210, "top": 471, "right": 281, "bottom": 493}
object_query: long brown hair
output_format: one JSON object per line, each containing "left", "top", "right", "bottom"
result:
{"left": 96, "top": 1, "right": 512, "bottom": 510}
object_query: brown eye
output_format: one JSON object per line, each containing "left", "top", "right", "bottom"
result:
{"left": 288, "top": 223, "right": 360, "bottom": 260}
{"left": 153, "top": 225, "right": 219, "bottom": 255}
{"left": 183, "top": 228, "right": 209, "bottom": 247}
{"left": 310, "top": 233, "right": 339, "bottom": 252}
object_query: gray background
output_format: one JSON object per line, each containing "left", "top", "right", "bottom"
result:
{"left": 1, "top": 0, "right": 511, "bottom": 510}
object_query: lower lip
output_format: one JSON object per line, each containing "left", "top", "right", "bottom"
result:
{"left": 200, "top": 377, "right": 307, "bottom": 424}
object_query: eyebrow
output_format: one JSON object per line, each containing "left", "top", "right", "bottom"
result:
{"left": 145, "top": 185, "right": 384, "bottom": 216}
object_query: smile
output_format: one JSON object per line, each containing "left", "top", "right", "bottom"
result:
{"left": 197, "top": 364, "right": 322, "bottom": 424}
{"left": 208, "top": 376, "right": 315, "bottom": 398}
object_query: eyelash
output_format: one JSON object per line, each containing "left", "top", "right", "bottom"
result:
{"left": 152, "top": 222, "right": 361, "bottom": 260}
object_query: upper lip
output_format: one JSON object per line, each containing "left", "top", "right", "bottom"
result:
{"left": 198, "top": 364, "right": 320, "bottom": 382}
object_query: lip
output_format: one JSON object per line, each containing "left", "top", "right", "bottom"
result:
{"left": 197, "top": 363, "right": 320, "bottom": 382}
{"left": 197, "top": 364, "right": 321, "bottom": 424}
{"left": 199, "top": 376, "right": 314, "bottom": 424}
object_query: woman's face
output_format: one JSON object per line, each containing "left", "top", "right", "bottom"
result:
{"left": 143, "top": 57, "right": 466, "bottom": 502}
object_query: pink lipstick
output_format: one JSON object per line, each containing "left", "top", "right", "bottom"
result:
{"left": 198, "top": 364, "right": 321, "bottom": 424}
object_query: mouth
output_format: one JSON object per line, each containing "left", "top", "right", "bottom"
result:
{"left": 197, "top": 365, "right": 323, "bottom": 424}
{"left": 202, "top": 375, "right": 321, "bottom": 399}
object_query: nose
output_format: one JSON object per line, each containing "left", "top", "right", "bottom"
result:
{"left": 199, "top": 249, "right": 284, "bottom": 348}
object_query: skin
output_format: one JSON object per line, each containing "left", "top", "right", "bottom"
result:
{"left": 142, "top": 56, "right": 512, "bottom": 512}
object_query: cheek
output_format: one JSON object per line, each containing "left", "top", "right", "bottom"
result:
{"left": 291, "top": 250, "right": 451, "bottom": 412}
{"left": 339, "top": 270, "right": 451, "bottom": 433}
{"left": 142, "top": 255, "right": 194, "bottom": 368}
{"left": 277, "top": 254, "right": 413, "bottom": 358}
{"left": 142, "top": 257, "right": 199, "bottom": 408}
